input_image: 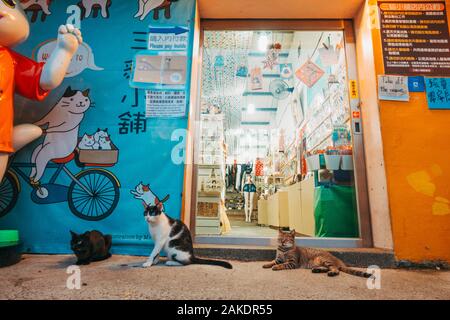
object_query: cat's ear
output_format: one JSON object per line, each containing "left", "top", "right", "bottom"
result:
{"left": 82, "top": 89, "right": 90, "bottom": 97}
{"left": 63, "top": 86, "right": 74, "bottom": 97}
{"left": 70, "top": 230, "right": 77, "bottom": 238}
{"left": 157, "top": 202, "right": 163, "bottom": 211}
{"left": 160, "top": 194, "right": 170, "bottom": 203}
{"left": 104, "top": 128, "right": 108, "bottom": 132}
{"left": 290, "top": 229, "right": 296, "bottom": 236}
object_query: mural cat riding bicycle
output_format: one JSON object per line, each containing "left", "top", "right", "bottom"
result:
{"left": 30, "top": 87, "right": 91, "bottom": 185}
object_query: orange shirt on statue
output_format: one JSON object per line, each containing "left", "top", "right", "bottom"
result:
{"left": 0, "top": 47, "right": 49, "bottom": 153}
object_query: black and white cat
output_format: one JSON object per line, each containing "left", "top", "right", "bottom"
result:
{"left": 142, "top": 195, "right": 232, "bottom": 269}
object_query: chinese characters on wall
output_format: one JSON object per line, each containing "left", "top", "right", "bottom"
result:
{"left": 379, "top": 2, "right": 450, "bottom": 76}
{"left": 425, "top": 77, "right": 450, "bottom": 109}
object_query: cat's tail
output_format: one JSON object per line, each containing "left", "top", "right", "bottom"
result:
{"left": 192, "top": 257, "right": 233, "bottom": 269}
{"left": 339, "top": 266, "right": 372, "bottom": 278}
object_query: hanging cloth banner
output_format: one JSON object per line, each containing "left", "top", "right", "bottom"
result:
{"left": 318, "top": 47, "right": 339, "bottom": 67}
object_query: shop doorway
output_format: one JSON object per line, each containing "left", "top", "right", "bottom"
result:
{"left": 190, "top": 20, "right": 371, "bottom": 248}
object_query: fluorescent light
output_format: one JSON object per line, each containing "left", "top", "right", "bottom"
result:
{"left": 248, "top": 104, "right": 255, "bottom": 114}
{"left": 258, "top": 34, "right": 268, "bottom": 52}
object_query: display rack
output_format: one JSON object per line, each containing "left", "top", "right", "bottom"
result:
{"left": 197, "top": 114, "right": 226, "bottom": 235}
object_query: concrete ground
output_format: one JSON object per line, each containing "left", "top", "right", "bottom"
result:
{"left": 0, "top": 255, "right": 449, "bottom": 300}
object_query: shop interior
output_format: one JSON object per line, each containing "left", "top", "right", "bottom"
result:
{"left": 195, "top": 30, "right": 360, "bottom": 239}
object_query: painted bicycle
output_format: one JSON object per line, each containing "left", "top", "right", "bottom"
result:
{"left": 0, "top": 152, "right": 120, "bottom": 221}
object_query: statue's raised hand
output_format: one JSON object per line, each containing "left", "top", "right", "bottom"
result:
{"left": 57, "top": 24, "right": 83, "bottom": 55}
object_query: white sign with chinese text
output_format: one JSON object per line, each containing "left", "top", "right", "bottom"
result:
{"left": 148, "top": 26, "right": 189, "bottom": 52}
{"left": 378, "top": 75, "right": 410, "bottom": 101}
{"left": 145, "top": 90, "right": 186, "bottom": 118}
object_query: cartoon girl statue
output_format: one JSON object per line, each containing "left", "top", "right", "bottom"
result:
{"left": 0, "top": 0, "right": 83, "bottom": 182}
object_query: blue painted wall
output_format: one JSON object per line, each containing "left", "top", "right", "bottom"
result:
{"left": 0, "top": 0, "right": 196, "bottom": 255}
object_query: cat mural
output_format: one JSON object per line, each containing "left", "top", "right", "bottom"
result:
{"left": 131, "top": 182, "right": 165, "bottom": 210}
{"left": 78, "top": 129, "right": 112, "bottom": 150}
{"left": 0, "top": 84, "right": 121, "bottom": 220}
{"left": 20, "top": 0, "right": 52, "bottom": 23}
{"left": 77, "top": 0, "right": 112, "bottom": 19}
{"left": 30, "top": 87, "right": 91, "bottom": 185}
{"left": 78, "top": 133, "right": 96, "bottom": 150}
{"left": 134, "top": 0, "right": 178, "bottom": 21}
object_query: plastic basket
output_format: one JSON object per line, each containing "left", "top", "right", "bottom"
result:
{"left": 324, "top": 155, "right": 341, "bottom": 170}
{"left": 341, "top": 155, "right": 354, "bottom": 171}
{"left": 306, "top": 155, "right": 321, "bottom": 171}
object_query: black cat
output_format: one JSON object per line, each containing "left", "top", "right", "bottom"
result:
{"left": 70, "top": 230, "right": 112, "bottom": 265}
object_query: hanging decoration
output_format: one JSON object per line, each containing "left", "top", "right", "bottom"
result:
{"left": 262, "top": 42, "right": 281, "bottom": 70}
{"left": 328, "top": 73, "right": 339, "bottom": 85}
{"left": 297, "top": 42, "right": 302, "bottom": 59}
{"left": 318, "top": 36, "right": 339, "bottom": 67}
{"left": 249, "top": 67, "right": 263, "bottom": 90}
{"left": 255, "top": 158, "right": 264, "bottom": 177}
{"left": 279, "top": 63, "right": 293, "bottom": 80}
{"left": 295, "top": 59, "right": 325, "bottom": 88}
{"left": 214, "top": 55, "right": 225, "bottom": 68}
{"left": 236, "top": 64, "right": 248, "bottom": 77}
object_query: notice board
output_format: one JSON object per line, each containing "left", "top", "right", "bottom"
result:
{"left": 379, "top": 1, "right": 450, "bottom": 76}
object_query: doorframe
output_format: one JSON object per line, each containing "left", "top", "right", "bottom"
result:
{"left": 183, "top": 18, "right": 373, "bottom": 247}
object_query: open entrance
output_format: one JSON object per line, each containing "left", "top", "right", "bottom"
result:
{"left": 191, "top": 20, "right": 371, "bottom": 247}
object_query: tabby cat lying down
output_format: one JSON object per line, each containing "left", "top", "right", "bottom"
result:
{"left": 264, "top": 229, "right": 372, "bottom": 278}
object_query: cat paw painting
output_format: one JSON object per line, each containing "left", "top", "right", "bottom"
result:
{"left": 20, "top": 0, "right": 52, "bottom": 23}
{"left": 0, "top": 0, "right": 449, "bottom": 305}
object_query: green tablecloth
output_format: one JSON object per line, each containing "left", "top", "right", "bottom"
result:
{"left": 314, "top": 185, "right": 359, "bottom": 238}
